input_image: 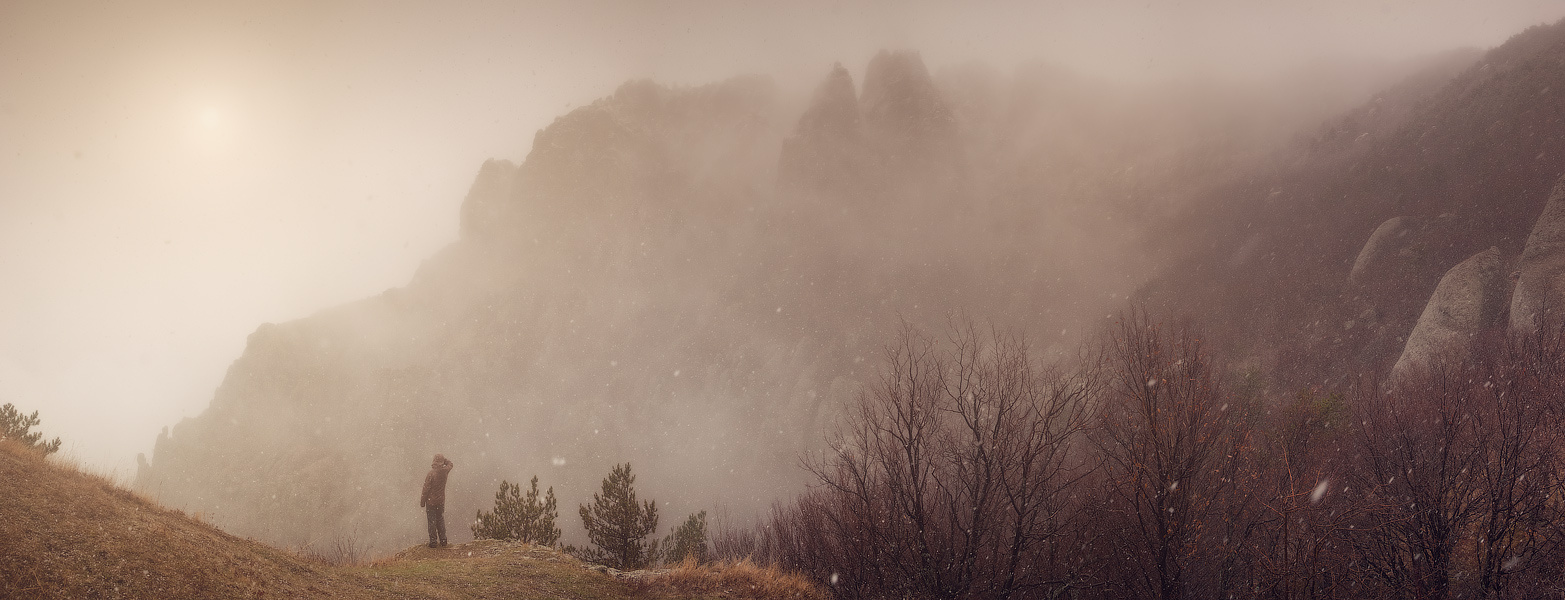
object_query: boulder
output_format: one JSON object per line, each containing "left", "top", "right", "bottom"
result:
{"left": 1509, "top": 174, "right": 1565, "bottom": 332}
{"left": 1348, "top": 216, "right": 1413, "bottom": 284}
{"left": 1391, "top": 246, "right": 1507, "bottom": 379}
{"left": 1347, "top": 213, "right": 1459, "bottom": 286}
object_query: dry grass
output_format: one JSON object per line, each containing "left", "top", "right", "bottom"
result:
{"left": 0, "top": 440, "right": 819, "bottom": 599}
{"left": 0, "top": 439, "right": 396, "bottom": 599}
{"left": 630, "top": 556, "right": 830, "bottom": 600}
{"left": 293, "top": 532, "right": 373, "bottom": 567}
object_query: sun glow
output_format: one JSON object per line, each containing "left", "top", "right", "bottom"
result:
{"left": 198, "top": 107, "right": 221, "bottom": 129}
{"left": 188, "top": 104, "right": 238, "bottom": 153}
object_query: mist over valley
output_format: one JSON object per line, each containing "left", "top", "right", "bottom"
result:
{"left": 11, "top": 3, "right": 1565, "bottom": 598}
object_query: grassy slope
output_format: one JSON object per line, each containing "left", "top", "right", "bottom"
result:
{"left": 0, "top": 442, "right": 822, "bottom": 599}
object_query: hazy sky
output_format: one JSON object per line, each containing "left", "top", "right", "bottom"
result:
{"left": 3, "top": 0, "right": 1563, "bottom": 476}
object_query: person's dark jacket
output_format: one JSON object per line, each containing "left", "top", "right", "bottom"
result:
{"left": 420, "top": 454, "right": 454, "bottom": 509}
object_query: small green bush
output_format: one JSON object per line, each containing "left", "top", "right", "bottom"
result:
{"left": 663, "top": 510, "right": 708, "bottom": 564}
{"left": 472, "top": 475, "right": 561, "bottom": 546}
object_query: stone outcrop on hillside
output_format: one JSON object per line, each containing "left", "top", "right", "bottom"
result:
{"left": 1348, "top": 213, "right": 1460, "bottom": 286}
{"left": 1510, "top": 175, "right": 1565, "bottom": 332}
{"left": 1390, "top": 247, "right": 1508, "bottom": 379}
{"left": 1349, "top": 216, "right": 1412, "bottom": 284}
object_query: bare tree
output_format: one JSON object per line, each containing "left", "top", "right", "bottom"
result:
{"left": 1091, "top": 308, "right": 1251, "bottom": 599}
{"left": 935, "top": 320, "right": 1102, "bottom": 599}
{"left": 1346, "top": 358, "right": 1491, "bottom": 599}
{"left": 728, "top": 313, "right": 1565, "bottom": 599}
{"left": 1465, "top": 329, "right": 1565, "bottom": 598}
{"left": 1246, "top": 389, "right": 1362, "bottom": 599}
{"left": 785, "top": 319, "right": 1100, "bottom": 599}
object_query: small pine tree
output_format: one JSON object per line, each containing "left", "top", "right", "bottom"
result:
{"left": 0, "top": 403, "right": 61, "bottom": 455}
{"left": 662, "top": 510, "right": 708, "bottom": 564}
{"left": 471, "top": 476, "right": 561, "bottom": 545}
{"left": 576, "top": 463, "right": 659, "bottom": 569}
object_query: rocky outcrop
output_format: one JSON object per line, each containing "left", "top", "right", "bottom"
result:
{"left": 458, "top": 159, "right": 519, "bottom": 241}
{"left": 860, "top": 51, "right": 955, "bottom": 150}
{"left": 1141, "top": 18, "right": 1565, "bottom": 387}
{"left": 780, "top": 52, "right": 962, "bottom": 198}
{"left": 1391, "top": 246, "right": 1507, "bottom": 379}
{"left": 1510, "top": 175, "right": 1565, "bottom": 332}
{"left": 1349, "top": 216, "right": 1412, "bottom": 284}
{"left": 1347, "top": 213, "right": 1460, "bottom": 286}
{"left": 778, "top": 63, "right": 864, "bottom": 193}
{"left": 510, "top": 76, "right": 779, "bottom": 225}
{"left": 860, "top": 50, "right": 958, "bottom": 179}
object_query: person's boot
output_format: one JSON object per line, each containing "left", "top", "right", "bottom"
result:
{"left": 439, "top": 540, "right": 448, "bottom": 547}
{"left": 428, "top": 541, "right": 437, "bottom": 548}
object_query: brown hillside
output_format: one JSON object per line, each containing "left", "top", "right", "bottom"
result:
{"left": 0, "top": 441, "right": 389, "bottom": 598}
{"left": 0, "top": 441, "right": 822, "bottom": 599}
{"left": 1145, "top": 17, "right": 1565, "bottom": 386}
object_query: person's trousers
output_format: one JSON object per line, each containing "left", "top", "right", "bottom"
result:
{"left": 426, "top": 506, "right": 447, "bottom": 545}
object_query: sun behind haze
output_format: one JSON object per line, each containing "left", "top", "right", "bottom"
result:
{"left": 1, "top": 0, "right": 1563, "bottom": 477}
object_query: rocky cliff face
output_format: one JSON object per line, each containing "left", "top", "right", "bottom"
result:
{"left": 137, "top": 50, "right": 1466, "bottom": 554}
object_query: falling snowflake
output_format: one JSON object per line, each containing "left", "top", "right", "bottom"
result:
{"left": 1310, "top": 479, "right": 1330, "bottom": 504}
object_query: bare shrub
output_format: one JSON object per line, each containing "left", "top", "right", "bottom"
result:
{"left": 632, "top": 556, "right": 830, "bottom": 600}
{"left": 295, "top": 528, "right": 371, "bottom": 566}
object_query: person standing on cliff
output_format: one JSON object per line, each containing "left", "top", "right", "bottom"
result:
{"left": 420, "top": 453, "right": 454, "bottom": 548}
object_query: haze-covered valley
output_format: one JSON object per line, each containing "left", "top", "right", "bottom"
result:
{"left": 132, "top": 48, "right": 1471, "bottom": 553}
{"left": 11, "top": 1, "right": 1565, "bottom": 587}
